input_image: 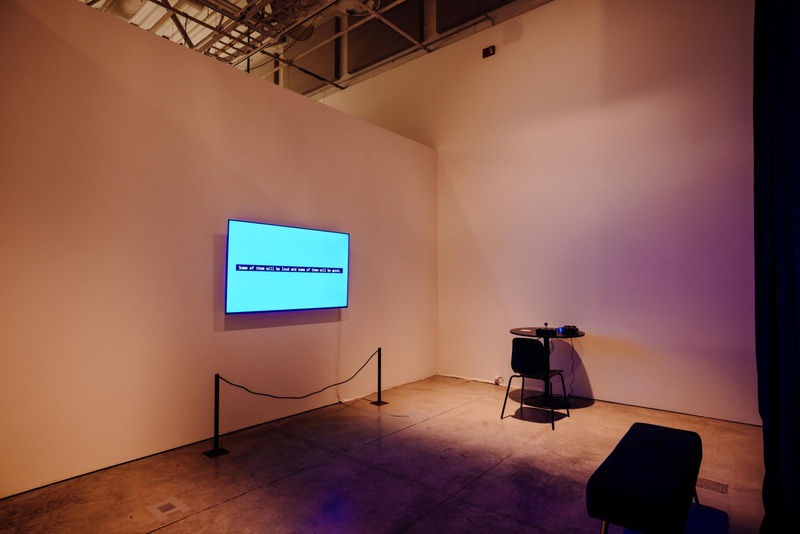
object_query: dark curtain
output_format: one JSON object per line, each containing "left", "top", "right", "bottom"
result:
{"left": 754, "top": 1, "right": 800, "bottom": 532}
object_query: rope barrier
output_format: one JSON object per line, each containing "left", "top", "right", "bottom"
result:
{"left": 204, "top": 347, "right": 384, "bottom": 457}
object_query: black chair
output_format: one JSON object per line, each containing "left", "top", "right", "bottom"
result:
{"left": 501, "top": 336, "right": 570, "bottom": 429}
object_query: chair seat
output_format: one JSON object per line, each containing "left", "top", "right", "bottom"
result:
{"left": 526, "top": 369, "right": 564, "bottom": 380}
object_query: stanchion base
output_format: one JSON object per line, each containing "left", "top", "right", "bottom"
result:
{"left": 370, "top": 400, "right": 388, "bottom": 406}
{"left": 203, "top": 447, "right": 229, "bottom": 458}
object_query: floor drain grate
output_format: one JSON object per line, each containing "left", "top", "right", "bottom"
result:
{"left": 697, "top": 477, "right": 729, "bottom": 494}
{"left": 146, "top": 497, "right": 190, "bottom": 521}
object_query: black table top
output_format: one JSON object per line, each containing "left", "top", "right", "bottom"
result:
{"left": 510, "top": 327, "right": 585, "bottom": 339}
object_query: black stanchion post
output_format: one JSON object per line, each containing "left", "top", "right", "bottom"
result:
{"left": 204, "top": 373, "right": 230, "bottom": 458}
{"left": 371, "top": 347, "right": 388, "bottom": 406}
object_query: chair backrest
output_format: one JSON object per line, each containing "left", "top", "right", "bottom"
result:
{"left": 511, "top": 337, "right": 550, "bottom": 376}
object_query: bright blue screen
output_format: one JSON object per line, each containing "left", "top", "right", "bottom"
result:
{"left": 225, "top": 220, "right": 350, "bottom": 313}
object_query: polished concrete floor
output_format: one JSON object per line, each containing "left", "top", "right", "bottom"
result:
{"left": 0, "top": 376, "right": 764, "bottom": 533}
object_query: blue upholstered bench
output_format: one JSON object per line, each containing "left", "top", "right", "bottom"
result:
{"left": 586, "top": 422, "right": 703, "bottom": 534}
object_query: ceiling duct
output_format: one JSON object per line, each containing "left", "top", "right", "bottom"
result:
{"left": 106, "top": 0, "right": 149, "bottom": 20}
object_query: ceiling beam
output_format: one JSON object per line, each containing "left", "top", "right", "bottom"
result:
{"left": 151, "top": 0, "right": 255, "bottom": 53}
{"left": 357, "top": 0, "right": 431, "bottom": 53}
{"left": 231, "top": 0, "right": 339, "bottom": 69}
{"left": 156, "top": 0, "right": 195, "bottom": 48}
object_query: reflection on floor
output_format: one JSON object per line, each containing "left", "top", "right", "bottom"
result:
{"left": 0, "top": 376, "right": 764, "bottom": 533}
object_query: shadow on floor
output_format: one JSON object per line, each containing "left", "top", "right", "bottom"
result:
{"left": 0, "top": 376, "right": 760, "bottom": 534}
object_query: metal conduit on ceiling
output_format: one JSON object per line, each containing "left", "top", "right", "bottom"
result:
{"left": 80, "top": 0, "right": 554, "bottom": 97}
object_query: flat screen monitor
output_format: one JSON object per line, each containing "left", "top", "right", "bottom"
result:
{"left": 225, "top": 220, "right": 350, "bottom": 314}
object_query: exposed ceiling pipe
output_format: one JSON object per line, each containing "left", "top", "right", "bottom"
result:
{"left": 83, "top": 0, "right": 552, "bottom": 91}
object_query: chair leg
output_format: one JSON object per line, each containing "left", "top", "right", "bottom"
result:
{"left": 547, "top": 380, "right": 555, "bottom": 430}
{"left": 599, "top": 520, "right": 609, "bottom": 534}
{"left": 519, "top": 377, "right": 525, "bottom": 420}
{"left": 501, "top": 376, "right": 515, "bottom": 419}
{"left": 558, "top": 373, "right": 570, "bottom": 418}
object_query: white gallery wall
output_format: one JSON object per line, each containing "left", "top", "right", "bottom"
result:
{"left": 325, "top": 0, "right": 757, "bottom": 424}
{"left": 0, "top": 0, "right": 437, "bottom": 498}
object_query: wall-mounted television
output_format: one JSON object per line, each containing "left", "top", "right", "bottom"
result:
{"left": 225, "top": 220, "right": 350, "bottom": 314}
